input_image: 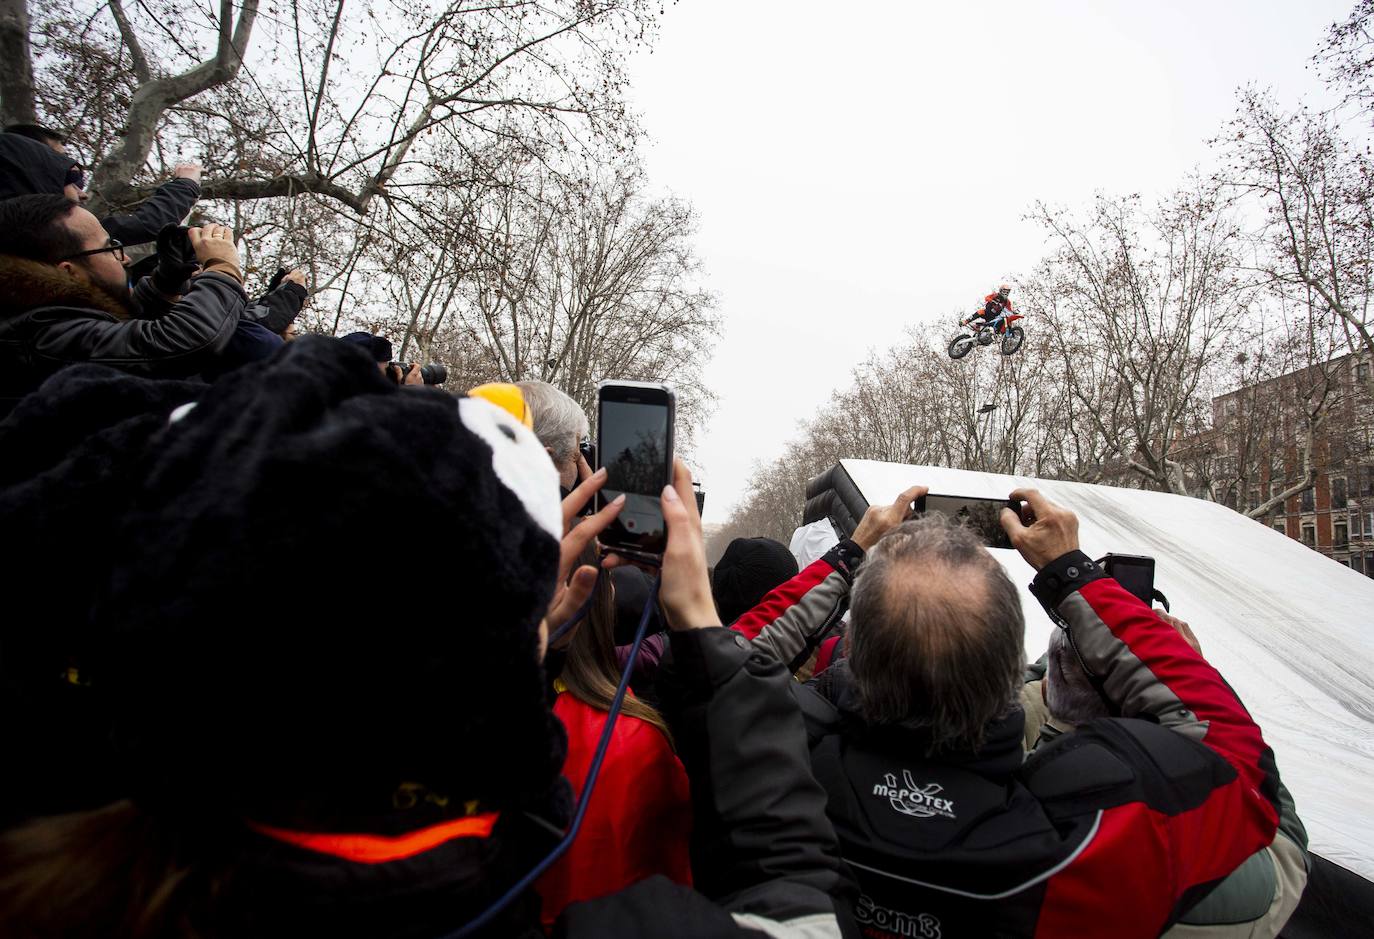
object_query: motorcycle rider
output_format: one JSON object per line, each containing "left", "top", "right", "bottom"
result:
{"left": 964, "top": 283, "right": 1013, "bottom": 330}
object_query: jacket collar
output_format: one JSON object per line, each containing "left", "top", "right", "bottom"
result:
{"left": 821, "top": 661, "right": 1027, "bottom": 781}
{"left": 0, "top": 252, "right": 131, "bottom": 320}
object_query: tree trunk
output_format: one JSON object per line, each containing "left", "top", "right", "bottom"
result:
{"left": 0, "top": 0, "right": 35, "bottom": 126}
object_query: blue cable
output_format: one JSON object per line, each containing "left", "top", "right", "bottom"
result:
{"left": 441, "top": 576, "right": 662, "bottom": 939}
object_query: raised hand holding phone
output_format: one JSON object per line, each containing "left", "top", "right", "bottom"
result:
{"left": 655, "top": 458, "right": 718, "bottom": 631}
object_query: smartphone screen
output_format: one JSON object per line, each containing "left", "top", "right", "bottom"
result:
{"left": 915, "top": 494, "right": 1019, "bottom": 550}
{"left": 597, "top": 384, "right": 674, "bottom": 555}
{"left": 1102, "top": 554, "right": 1155, "bottom": 606}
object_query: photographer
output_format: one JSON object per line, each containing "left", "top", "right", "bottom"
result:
{"left": 0, "top": 338, "right": 855, "bottom": 938}
{"left": 338, "top": 331, "right": 434, "bottom": 386}
{"left": 0, "top": 132, "right": 202, "bottom": 246}
{"left": 787, "top": 487, "right": 1288, "bottom": 937}
{"left": 1031, "top": 615, "right": 1309, "bottom": 939}
{"left": 0, "top": 194, "right": 244, "bottom": 415}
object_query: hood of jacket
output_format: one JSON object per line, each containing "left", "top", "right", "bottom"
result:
{"left": 809, "top": 659, "right": 1027, "bottom": 781}
{"left": 0, "top": 252, "right": 131, "bottom": 322}
{"left": 0, "top": 132, "right": 74, "bottom": 200}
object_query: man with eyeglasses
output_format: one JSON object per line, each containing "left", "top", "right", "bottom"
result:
{"left": 0, "top": 193, "right": 246, "bottom": 416}
{"left": 0, "top": 131, "right": 201, "bottom": 247}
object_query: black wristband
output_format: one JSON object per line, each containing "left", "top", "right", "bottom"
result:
{"left": 824, "top": 539, "right": 866, "bottom": 583}
{"left": 1029, "top": 550, "right": 1108, "bottom": 611}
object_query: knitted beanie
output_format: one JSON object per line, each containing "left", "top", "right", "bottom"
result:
{"left": 711, "top": 537, "right": 799, "bottom": 627}
{"left": 0, "top": 132, "right": 71, "bottom": 200}
{"left": 85, "top": 337, "right": 565, "bottom": 828}
{"left": 339, "top": 331, "right": 393, "bottom": 363}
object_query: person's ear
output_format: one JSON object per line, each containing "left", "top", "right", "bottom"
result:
{"left": 56, "top": 259, "right": 87, "bottom": 282}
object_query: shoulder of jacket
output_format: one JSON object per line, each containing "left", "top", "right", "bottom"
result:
{"left": 1022, "top": 717, "right": 1234, "bottom": 816}
{"left": 796, "top": 682, "right": 843, "bottom": 744}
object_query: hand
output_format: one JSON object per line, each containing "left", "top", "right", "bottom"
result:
{"left": 173, "top": 163, "right": 203, "bottom": 183}
{"left": 1000, "top": 488, "right": 1080, "bottom": 571}
{"left": 1156, "top": 610, "right": 1201, "bottom": 655}
{"left": 656, "top": 461, "right": 719, "bottom": 632}
{"left": 852, "top": 485, "right": 926, "bottom": 551}
{"left": 402, "top": 364, "right": 424, "bottom": 386}
{"left": 541, "top": 468, "right": 625, "bottom": 648}
{"left": 187, "top": 224, "right": 241, "bottom": 282}
{"left": 604, "top": 458, "right": 717, "bottom": 630}
{"left": 655, "top": 459, "right": 717, "bottom": 630}
{"left": 283, "top": 269, "right": 306, "bottom": 287}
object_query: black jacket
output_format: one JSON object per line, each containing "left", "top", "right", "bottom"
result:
{"left": 100, "top": 177, "right": 202, "bottom": 247}
{"left": 0, "top": 253, "right": 244, "bottom": 415}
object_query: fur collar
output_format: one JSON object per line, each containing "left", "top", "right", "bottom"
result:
{"left": 0, "top": 253, "right": 132, "bottom": 321}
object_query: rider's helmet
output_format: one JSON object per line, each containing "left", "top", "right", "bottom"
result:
{"left": 998, "top": 283, "right": 1011, "bottom": 298}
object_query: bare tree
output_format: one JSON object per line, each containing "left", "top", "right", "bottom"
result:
{"left": 441, "top": 163, "right": 719, "bottom": 434}
{"left": 1316, "top": 0, "right": 1374, "bottom": 118}
{"left": 1200, "top": 296, "right": 1353, "bottom": 518}
{"left": 0, "top": 0, "right": 35, "bottom": 126}
{"left": 7, "top": 0, "right": 656, "bottom": 215}
{"left": 1031, "top": 187, "right": 1238, "bottom": 495}
{"left": 1219, "top": 89, "right": 1374, "bottom": 365}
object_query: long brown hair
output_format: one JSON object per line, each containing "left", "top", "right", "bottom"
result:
{"left": 0, "top": 800, "right": 227, "bottom": 939}
{"left": 560, "top": 561, "right": 672, "bottom": 747}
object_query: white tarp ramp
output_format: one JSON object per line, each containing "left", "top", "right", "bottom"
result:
{"left": 808, "top": 459, "right": 1374, "bottom": 883}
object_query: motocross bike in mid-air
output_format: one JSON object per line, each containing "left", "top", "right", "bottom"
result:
{"left": 947, "top": 306, "right": 1025, "bottom": 359}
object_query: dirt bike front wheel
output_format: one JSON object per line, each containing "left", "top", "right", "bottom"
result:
{"left": 948, "top": 334, "right": 976, "bottom": 359}
{"left": 1001, "top": 326, "right": 1025, "bottom": 355}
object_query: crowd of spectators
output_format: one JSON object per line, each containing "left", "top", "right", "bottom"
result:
{"left": 0, "top": 126, "right": 1312, "bottom": 938}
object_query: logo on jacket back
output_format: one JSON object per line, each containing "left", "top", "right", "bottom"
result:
{"left": 855, "top": 894, "right": 941, "bottom": 938}
{"left": 873, "top": 770, "right": 955, "bottom": 820}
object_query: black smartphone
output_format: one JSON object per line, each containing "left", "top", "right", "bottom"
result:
{"left": 595, "top": 381, "right": 676, "bottom": 559}
{"left": 914, "top": 494, "right": 1021, "bottom": 550}
{"left": 1100, "top": 553, "right": 1156, "bottom": 607}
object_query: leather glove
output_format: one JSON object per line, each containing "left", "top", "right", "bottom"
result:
{"left": 151, "top": 224, "right": 200, "bottom": 296}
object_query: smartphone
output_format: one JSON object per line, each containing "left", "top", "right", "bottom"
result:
{"left": 1100, "top": 553, "right": 1156, "bottom": 607}
{"left": 914, "top": 494, "right": 1021, "bottom": 550}
{"left": 595, "top": 381, "right": 676, "bottom": 559}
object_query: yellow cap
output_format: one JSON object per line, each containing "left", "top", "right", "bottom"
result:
{"left": 467, "top": 382, "right": 533, "bottom": 429}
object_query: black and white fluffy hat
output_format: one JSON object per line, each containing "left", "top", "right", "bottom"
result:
{"left": 85, "top": 337, "right": 565, "bottom": 827}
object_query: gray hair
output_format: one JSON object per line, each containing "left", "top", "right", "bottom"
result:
{"left": 516, "top": 381, "right": 589, "bottom": 468}
{"left": 848, "top": 516, "right": 1025, "bottom": 752}
{"left": 1044, "top": 628, "right": 1107, "bottom": 726}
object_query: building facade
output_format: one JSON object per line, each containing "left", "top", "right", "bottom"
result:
{"left": 1210, "top": 351, "right": 1374, "bottom": 575}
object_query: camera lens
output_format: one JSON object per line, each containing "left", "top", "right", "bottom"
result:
{"left": 419, "top": 364, "right": 448, "bottom": 385}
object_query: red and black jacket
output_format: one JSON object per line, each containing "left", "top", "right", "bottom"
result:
{"left": 731, "top": 540, "right": 862, "bottom": 673}
{"left": 798, "top": 550, "right": 1283, "bottom": 938}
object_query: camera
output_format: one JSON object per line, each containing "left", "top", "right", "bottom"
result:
{"left": 390, "top": 362, "right": 448, "bottom": 385}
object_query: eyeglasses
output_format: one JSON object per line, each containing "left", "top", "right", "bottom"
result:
{"left": 65, "top": 166, "right": 86, "bottom": 190}
{"left": 59, "top": 238, "right": 125, "bottom": 263}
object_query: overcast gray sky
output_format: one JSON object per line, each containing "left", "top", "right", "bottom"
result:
{"left": 625, "top": 0, "right": 1351, "bottom": 523}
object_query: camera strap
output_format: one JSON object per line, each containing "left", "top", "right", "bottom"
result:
{"left": 441, "top": 576, "right": 662, "bottom": 939}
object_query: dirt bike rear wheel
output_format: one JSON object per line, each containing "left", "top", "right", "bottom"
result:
{"left": 948, "top": 334, "right": 975, "bottom": 359}
{"left": 1001, "top": 326, "right": 1025, "bottom": 355}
